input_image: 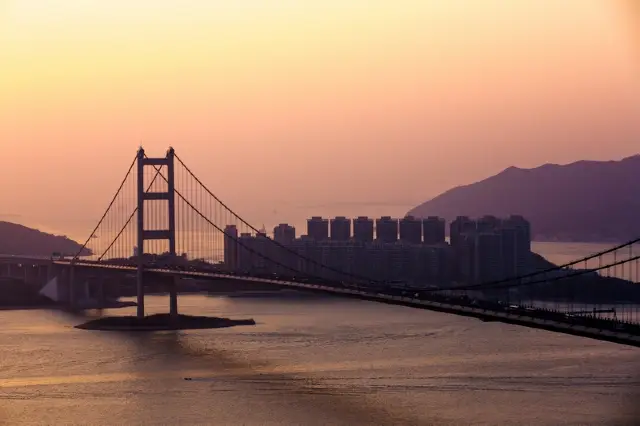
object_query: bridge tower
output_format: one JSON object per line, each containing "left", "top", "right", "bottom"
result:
{"left": 136, "top": 147, "right": 177, "bottom": 319}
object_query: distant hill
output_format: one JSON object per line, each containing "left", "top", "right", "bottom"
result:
{"left": 408, "top": 155, "right": 640, "bottom": 242}
{"left": 0, "top": 221, "right": 89, "bottom": 256}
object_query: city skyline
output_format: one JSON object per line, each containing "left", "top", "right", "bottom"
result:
{"left": 2, "top": 1, "right": 640, "bottom": 240}
{"left": 222, "top": 214, "right": 531, "bottom": 287}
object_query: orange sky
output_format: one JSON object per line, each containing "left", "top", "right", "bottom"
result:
{"left": 1, "top": 0, "right": 639, "bottom": 239}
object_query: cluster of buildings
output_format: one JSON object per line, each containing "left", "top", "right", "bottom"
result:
{"left": 449, "top": 215, "right": 531, "bottom": 285}
{"left": 223, "top": 215, "right": 531, "bottom": 288}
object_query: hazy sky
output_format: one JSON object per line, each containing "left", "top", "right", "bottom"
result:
{"left": 1, "top": 0, "right": 639, "bottom": 239}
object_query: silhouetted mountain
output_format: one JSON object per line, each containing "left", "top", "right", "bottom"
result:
{"left": 408, "top": 155, "right": 640, "bottom": 242}
{"left": 0, "top": 221, "right": 89, "bottom": 256}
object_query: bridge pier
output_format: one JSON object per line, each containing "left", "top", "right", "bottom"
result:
{"left": 41, "top": 265, "right": 49, "bottom": 287}
{"left": 83, "top": 280, "right": 91, "bottom": 301}
{"left": 170, "top": 276, "right": 179, "bottom": 323}
{"left": 68, "top": 265, "right": 76, "bottom": 309}
{"left": 136, "top": 270, "right": 144, "bottom": 319}
{"left": 98, "top": 277, "right": 106, "bottom": 306}
{"left": 20, "top": 264, "right": 42, "bottom": 286}
{"left": 46, "top": 263, "right": 54, "bottom": 286}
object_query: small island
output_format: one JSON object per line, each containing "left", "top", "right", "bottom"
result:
{"left": 75, "top": 313, "right": 256, "bottom": 331}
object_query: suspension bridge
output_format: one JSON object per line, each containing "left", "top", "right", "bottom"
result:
{"left": 1, "top": 147, "right": 639, "bottom": 346}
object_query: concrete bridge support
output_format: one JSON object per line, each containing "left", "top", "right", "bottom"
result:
{"left": 57, "top": 267, "right": 68, "bottom": 303}
{"left": 21, "top": 265, "right": 43, "bottom": 286}
{"left": 98, "top": 277, "right": 106, "bottom": 306}
{"left": 38, "top": 265, "right": 48, "bottom": 287}
{"left": 47, "top": 263, "right": 54, "bottom": 284}
{"left": 170, "top": 276, "right": 179, "bottom": 322}
{"left": 0, "top": 262, "right": 20, "bottom": 280}
{"left": 69, "top": 265, "right": 76, "bottom": 309}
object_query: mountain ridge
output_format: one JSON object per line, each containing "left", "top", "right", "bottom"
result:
{"left": 408, "top": 155, "right": 640, "bottom": 242}
{"left": 0, "top": 221, "right": 89, "bottom": 256}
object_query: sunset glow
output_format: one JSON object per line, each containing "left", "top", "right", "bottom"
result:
{"left": 1, "top": 0, "right": 638, "bottom": 238}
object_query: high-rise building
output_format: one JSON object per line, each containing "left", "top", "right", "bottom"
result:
{"left": 322, "top": 239, "right": 358, "bottom": 279}
{"left": 307, "top": 216, "right": 329, "bottom": 241}
{"left": 504, "top": 215, "right": 531, "bottom": 275}
{"left": 450, "top": 216, "right": 476, "bottom": 247}
{"left": 235, "top": 232, "right": 273, "bottom": 273}
{"left": 273, "top": 223, "right": 296, "bottom": 244}
{"left": 330, "top": 216, "right": 351, "bottom": 241}
{"left": 422, "top": 216, "right": 445, "bottom": 245}
{"left": 290, "top": 236, "right": 324, "bottom": 276}
{"left": 253, "top": 231, "right": 271, "bottom": 272}
{"left": 236, "top": 232, "right": 254, "bottom": 272}
{"left": 223, "top": 225, "right": 239, "bottom": 271}
{"left": 411, "top": 244, "right": 453, "bottom": 285}
{"left": 450, "top": 215, "right": 532, "bottom": 285}
{"left": 477, "top": 215, "right": 501, "bottom": 232}
{"left": 399, "top": 215, "right": 422, "bottom": 244}
{"left": 376, "top": 216, "right": 398, "bottom": 243}
{"left": 473, "top": 232, "right": 503, "bottom": 284}
{"left": 499, "top": 226, "right": 518, "bottom": 278}
{"left": 272, "top": 224, "right": 296, "bottom": 271}
{"left": 353, "top": 216, "right": 374, "bottom": 243}
{"left": 450, "top": 217, "right": 477, "bottom": 283}
{"left": 455, "top": 233, "right": 476, "bottom": 283}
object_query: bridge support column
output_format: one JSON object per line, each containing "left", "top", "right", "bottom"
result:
{"left": 98, "top": 277, "right": 106, "bottom": 306}
{"left": 41, "top": 265, "right": 49, "bottom": 287}
{"left": 84, "top": 280, "right": 90, "bottom": 301}
{"left": 36, "top": 265, "right": 44, "bottom": 287}
{"left": 69, "top": 264, "right": 76, "bottom": 309}
{"left": 170, "top": 277, "right": 179, "bottom": 323}
{"left": 22, "top": 265, "right": 39, "bottom": 286}
{"left": 136, "top": 273, "right": 144, "bottom": 318}
{"left": 58, "top": 267, "right": 67, "bottom": 301}
{"left": 136, "top": 148, "right": 145, "bottom": 319}
{"left": 46, "top": 263, "right": 54, "bottom": 283}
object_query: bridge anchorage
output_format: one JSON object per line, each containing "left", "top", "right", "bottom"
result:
{"left": 34, "top": 146, "right": 639, "bottom": 345}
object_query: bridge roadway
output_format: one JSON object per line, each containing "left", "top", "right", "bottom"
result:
{"left": 0, "top": 255, "right": 54, "bottom": 265}
{"left": 52, "top": 260, "right": 640, "bottom": 348}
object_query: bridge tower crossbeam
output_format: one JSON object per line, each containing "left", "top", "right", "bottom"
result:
{"left": 136, "top": 147, "right": 177, "bottom": 319}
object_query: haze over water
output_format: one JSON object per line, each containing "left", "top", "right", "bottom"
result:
{"left": 1, "top": 292, "right": 638, "bottom": 425}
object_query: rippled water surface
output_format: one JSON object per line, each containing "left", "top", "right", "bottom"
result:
{"left": 1, "top": 293, "right": 639, "bottom": 425}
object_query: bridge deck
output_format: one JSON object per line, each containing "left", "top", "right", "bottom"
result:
{"left": 54, "top": 261, "right": 640, "bottom": 348}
